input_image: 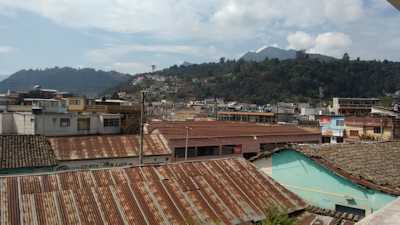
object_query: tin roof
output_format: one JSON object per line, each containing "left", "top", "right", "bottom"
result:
{"left": 49, "top": 134, "right": 171, "bottom": 161}
{"left": 217, "top": 111, "right": 275, "bottom": 116}
{"left": 0, "top": 135, "right": 57, "bottom": 170}
{"left": 0, "top": 158, "right": 308, "bottom": 225}
{"left": 149, "top": 121, "right": 321, "bottom": 140}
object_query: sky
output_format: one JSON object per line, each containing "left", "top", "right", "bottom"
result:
{"left": 0, "top": 0, "right": 399, "bottom": 77}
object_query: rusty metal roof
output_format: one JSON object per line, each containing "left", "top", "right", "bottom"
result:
{"left": 49, "top": 134, "right": 171, "bottom": 161}
{"left": 0, "top": 158, "right": 309, "bottom": 225}
{"left": 0, "top": 135, "right": 57, "bottom": 169}
{"left": 218, "top": 111, "right": 275, "bottom": 116}
{"left": 149, "top": 121, "right": 321, "bottom": 140}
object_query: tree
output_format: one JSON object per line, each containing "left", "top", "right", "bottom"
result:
{"left": 256, "top": 207, "right": 298, "bottom": 225}
{"left": 342, "top": 52, "right": 350, "bottom": 61}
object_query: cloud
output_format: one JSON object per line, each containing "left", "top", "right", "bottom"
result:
{"left": 0, "top": 46, "right": 16, "bottom": 54}
{"left": 310, "top": 32, "right": 352, "bottom": 57}
{"left": 85, "top": 44, "right": 221, "bottom": 64}
{"left": 0, "top": 0, "right": 365, "bottom": 40}
{"left": 110, "top": 62, "right": 150, "bottom": 74}
{"left": 287, "top": 31, "right": 352, "bottom": 57}
{"left": 287, "top": 32, "right": 315, "bottom": 50}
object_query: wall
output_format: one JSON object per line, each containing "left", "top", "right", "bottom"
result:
{"left": 255, "top": 150, "right": 396, "bottom": 215}
{"left": 56, "top": 156, "right": 170, "bottom": 170}
{"left": 345, "top": 125, "right": 393, "bottom": 141}
{"left": 13, "top": 113, "right": 35, "bottom": 134}
{"left": 168, "top": 134, "right": 321, "bottom": 158}
{"left": 0, "top": 112, "right": 121, "bottom": 136}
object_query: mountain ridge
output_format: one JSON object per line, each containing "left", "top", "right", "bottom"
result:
{"left": 241, "top": 46, "right": 336, "bottom": 62}
{"left": 0, "top": 67, "right": 131, "bottom": 96}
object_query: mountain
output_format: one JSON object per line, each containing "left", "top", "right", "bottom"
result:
{"left": 240, "top": 46, "right": 336, "bottom": 62}
{"left": 0, "top": 67, "right": 131, "bottom": 96}
{"left": 115, "top": 57, "right": 400, "bottom": 104}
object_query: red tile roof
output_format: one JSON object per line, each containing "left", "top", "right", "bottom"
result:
{"left": 0, "top": 135, "right": 57, "bottom": 169}
{"left": 0, "top": 158, "right": 308, "bottom": 225}
{"left": 253, "top": 142, "right": 400, "bottom": 196}
{"left": 149, "top": 121, "right": 321, "bottom": 140}
{"left": 49, "top": 134, "right": 171, "bottom": 161}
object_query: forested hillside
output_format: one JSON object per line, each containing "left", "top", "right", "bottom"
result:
{"left": 116, "top": 57, "right": 400, "bottom": 104}
{"left": 0, "top": 67, "right": 131, "bottom": 96}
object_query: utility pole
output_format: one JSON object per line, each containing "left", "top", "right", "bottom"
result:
{"left": 139, "top": 91, "right": 146, "bottom": 165}
{"left": 185, "top": 126, "right": 190, "bottom": 160}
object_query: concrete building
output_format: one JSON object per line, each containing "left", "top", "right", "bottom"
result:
{"left": 148, "top": 121, "right": 321, "bottom": 160}
{"left": 252, "top": 142, "right": 400, "bottom": 218}
{"left": 331, "top": 98, "right": 381, "bottom": 116}
{"left": 0, "top": 111, "right": 121, "bottom": 136}
{"left": 319, "top": 115, "right": 345, "bottom": 143}
{"left": 344, "top": 116, "right": 400, "bottom": 141}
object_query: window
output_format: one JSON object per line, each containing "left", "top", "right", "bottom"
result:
{"left": 336, "top": 119, "right": 344, "bottom": 126}
{"left": 78, "top": 118, "right": 90, "bottom": 131}
{"left": 104, "top": 118, "right": 120, "bottom": 127}
{"left": 349, "top": 130, "right": 359, "bottom": 136}
{"left": 174, "top": 147, "right": 196, "bottom": 158}
{"left": 335, "top": 205, "right": 365, "bottom": 217}
{"left": 60, "top": 118, "right": 70, "bottom": 127}
{"left": 373, "top": 127, "right": 382, "bottom": 134}
{"left": 70, "top": 99, "right": 81, "bottom": 105}
{"left": 197, "top": 146, "right": 219, "bottom": 157}
{"left": 221, "top": 145, "right": 235, "bottom": 155}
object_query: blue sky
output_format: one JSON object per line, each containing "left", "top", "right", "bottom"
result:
{"left": 0, "top": 0, "right": 399, "bottom": 77}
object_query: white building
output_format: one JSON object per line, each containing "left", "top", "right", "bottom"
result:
{"left": 0, "top": 111, "right": 121, "bottom": 136}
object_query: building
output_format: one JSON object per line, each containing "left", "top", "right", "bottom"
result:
{"left": 0, "top": 157, "right": 358, "bottom": 225}
{"left": 355, "top": 197, "right": 400, "bottom": 225}
{"left": 148, "top": 121, "right": 321, "bottom": 160}
{"left": 23, "top": 98, "right": 68, "bottom": 113}
{"left": 0, "top": 135, "right": 57, "bottom": 174}
{"left": 252, "top": 142, "right": 400, "bottom": 217}
{"left": 319, "top": 115, "right": 345, "bottom": 143}
{"left": 0, "top": 111, "right": 122, "bottom": 136}
{"left": 66, "top": 96, "right": 87, "bottom": 111}
{"left": 344, "top": 116, "right": 400, "bottom": 141}
{"left": 217, "top": 111, "right": 275, "bottom": 123}
{"left": 331, "top": 98, "right": 381, "bottom": 116}
{"left": 371, "top": 105, "right": 400, "bottom": 119}
{"left": 49, "top": 134, "right": 171, "bottom": 170}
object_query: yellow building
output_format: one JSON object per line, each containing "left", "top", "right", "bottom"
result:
{"left": 66, "top": 97, "right": 87, "bottom": 112}
{"left": 344, "top": 116, "right": 400, "bottom": 141}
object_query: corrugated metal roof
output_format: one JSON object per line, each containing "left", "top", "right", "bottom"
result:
{"left": 0, "top": 158, "right": 308, "bottom": 225}
{"left": 149, "top": 121, "right": 321, "bottom": 140}
{"left": 49, "top": 134, "right": 171, "bottom": 161}
{"left": 0, "top": 135, "right": 57, "bottom": 169}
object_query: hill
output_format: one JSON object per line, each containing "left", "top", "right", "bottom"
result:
{"left": 115, "top": 57, "right": 400, "bottom": 104}
{"left": 241, "top": 46, "right": 335, "bottom": 62}
{"left": 0, "top": 67, "right": 131, "bottom": 96}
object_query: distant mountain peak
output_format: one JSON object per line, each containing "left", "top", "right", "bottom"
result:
{"left": 241, "top": 46, "right": 336, "bottom": 62}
